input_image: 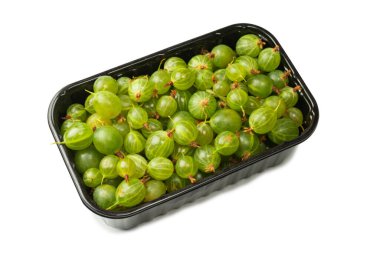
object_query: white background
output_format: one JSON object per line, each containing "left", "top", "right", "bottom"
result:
{"left": 0, "top": 0, "right": 379, "bottom": 252}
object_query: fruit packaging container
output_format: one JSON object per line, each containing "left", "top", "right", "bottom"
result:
{"left": 48, "top": 23, "right": 319, "bottom": 229}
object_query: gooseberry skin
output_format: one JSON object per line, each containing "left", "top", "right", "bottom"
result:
{"left": 141, "top": 118, "right": 163, "bottom": 138}
{"left": 149, "top": 69, "right": 171, "bottom": 95}
{"left": 210, "top": 109, "right": 242, "bottom": 134}
{"left": 93, "top": 184, "right": 116, "bottom": 209}
{"left": 102, "top": 177, "right": 123, "bottom": 188}
{"left": 93, "top": 91, "right": 122, "bottom": 119}
{"left": 114, "top": 178, "right": 146, "bottom": 208}
{"left": 226, "top": 88, "right": 248, "bottom": 112}
{"left": 116, "top": 156, "right": 137, "bottom": 178}
{"left": 243, "top": 96, "right": 262, "bottom": 115}
{"left": 156, "top": 95, "right": 178, "bottom": 118}
{"left": 210, "top": 44, "right": 236, "bottom": 69}
{"left": 112, "top": 120, "right": 130, "bottom": 138}
{"left": 116, "top": 77, "right": 132, "bottom": 95}
{"left": 212, "top": 69, "right": 230, "bottom": 83}
{"left": 99, "top": 155, "right": 119, "bottom": 179}
{"left": 93, "top": 76, "right": 118, "bottom": 94}
{"left": 194, "top": 145, "right": 221, "bottom": 173}
{"left": 93, "top": 126, "right": 123, "bottom": 155}
{"left": 86, "top": 113, "right": 112, "bottom": 130}
{"left": 235, "top": 131, "right": 258, "bottom": 159}
{"left": 119, "top": 94, "right": 136, "bottom": 111}
{"left": 74, "top": 145, "right": 104, "bottom": 174}
{"left": 127, "top": 107, "right": 148, "bottom": 129}
{"left": 196, "top": 122, "right": 214, "bottom": 146}
{"left": 147, "top": 157, "right": 174, "bottom": 180}
{"left": 246, "top": 74, "right": 274, "bottom": 98}
{"left": 263, "top": 96, "right": 287, "bottom": 118}
{"left": 85, "top": 93, "right": 96, "bottom": 114}
{"left": 60, "top": 119, "right": 81, "bottom": 135}
{"left": 128, "top": 76, "right": 154, "bottom": 103}
{"left": 127, "top": 154, "right": 148, "bottom": 178}
{"left": 124, "top": 130, "right": 146, "bottom": 154}
{"left": 268, "top": 70, "right": 289, "bottom": 89}
{"left": 235, "top": 34, "right": 263, "bottom": 57}
{"left": 194, "top": 69, "right": 214, "bottom": 91}
{"left": 175, "top": 156, "right": 198, "bottom": 182}
{"left": 142, "top": 98, "right": 158, "bottom": 118}
{"left": 214, "top": 131, "right": 240, "bottom": 156}
{"left": 167, "top": 111, "right": 196, "bottom": 130}
{"left": 66, "top": 103, "right": 88, "bottom": 122}
{"left": 164, "top": 57, "right": 187, "bottom": 73}
{"left": 279, "top": 87, "right": 299, "bottom": 108}
{"left": 171, "top": 144, "right": 194, "bottom": 161}
{"left": 144, "top": 180, "right": 167, "bottom": 202}
{"left": 171, "top": 68, "right": 196, "bottom": 90}
{"left": 226, "top": 63, "right": 247, "bottom": 82}
{"left": 173, "top": 120, "right": 198, "bottom": 146}
{"left": 172, "top": 89, "right": 192, "bottom": 111}
{"left": 165, "top": 173, "right": 189, "bottom": 193}
{"left": 213, "top": 79, "right": 231, "bottom": 97}
{"left": 268, "top": 118, "right": 299, "bottom": 144}
{"left": 285, "top": 107, "right": 304, "bottom": 127}
{"left": 62, "top": 122, "right": 93, "bottom": 150}
{"left": 145, "top": 130, "right": 175, "bottom": 160}
{"left": 188, "top": 54, "right": 213, "bottom": 71}
{"left": 83, "top": 168, "right": 102, "bottom": 188}
{"left": 258, "top": 46, "right": 281, "bottom": 72}
{"left": 188, "top": 91, "right": 217, "bottom": 120}
{"left": 249, "top": 107, "right": 277, "bottom": 134}
{"left": 235, "top": 55, "right": 260, "bottom": 78}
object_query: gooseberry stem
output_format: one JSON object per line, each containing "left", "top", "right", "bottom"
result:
{"left": 106, "top": 202, "right": 119, "bottom": 211}
{"left": 189, "top": 176, "right": 196, "bottom": 184}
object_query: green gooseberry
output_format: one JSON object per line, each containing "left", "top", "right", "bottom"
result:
{"left": 66, "top": 103, "right": 88, "bottom": 122}
{"left": 144, "top": 180, "right": 167, "bottom": 202}
{"left": 93, "top": 125, "right": 123, "bottom": 155}
{"left": 210, "top": 109, "right": 242, "bottom": 134}
{"left": 128, "top": 76, "right": 154, "bottom": 103}
{"left": 145, "top": 130, "right": 174, "bottom": 160}
{"left": 99, "top": 155, "right": 119, "bottom": 179}
{"left": 268, "top": 118, "right": 299, "bottom": 144}
{"left": 93, "top": 91, "right": 122, "bottom": 119}
{"left": 248, "top": 107, "right": 277, "bottom": 134}
{"left": 147, "top": 157, "right": 174, "bottom": 180}
{"left": 124, "top": 130, "right": 146, "bottom": 154}
{"left": 116, "top": 76, "right": 132, "bottom": 95}
{"left": 214, "top": 131, "right": 240, "bottom": 156}
{"left": 156, "top": 95, "right": 178, "bottom": 118}
{"left": 188, "top": 54, "right": 213, "bottom": 71}
{"left": 83, "top": 168, "right": 102, "bottom": 188}
{"left": 258, "top": 46, "right": 281, "bottom": 72}
{"left": 175, "top": 156, "right": 198, "bottom": 183}
{"left": 246, "top": 74, "right": 274, "bottom": 98}
{"left": 188, "top": 91, "right": 217, "bottom": 120}
{"left": 235, "top": 34, "right": 264, "bottom": 57}
{"left": 196, "top": 122, "right": 214, "bottom": 146}
{"left": 60, "top": 122, "right": 93, "bottom": 150}
{"left": 210, "top": 44, "right": 235, "bottom": 69}
{"left": 194, "top": 145, "right": 221, "bottom": 173}
{"left": 74, "top": 145, "right": 103, "bottom": 174}
{"left": 194, "top": 69, "right": 214, "bottom": 91}
{"left": 93, "top": 75, "right": 118, "bottom": 94}
{"left": 127, "top": 106, "right": 148, "bottom": 129}
{"left": 262, "top": 96, "right": 287, "bottom": 118}
{"left": 164, "top": 57, "right": 187, "bottom": 73}
{"left": 93, "top": 184, "right": 116, "bottom": 209}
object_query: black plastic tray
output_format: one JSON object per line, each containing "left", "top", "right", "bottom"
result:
{"left": 48, "top": 23, "right": 319, "bottom": 229}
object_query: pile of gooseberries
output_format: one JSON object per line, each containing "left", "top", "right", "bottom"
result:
{"left": 58, "top": 33, "right": 304, "bottom": 211}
